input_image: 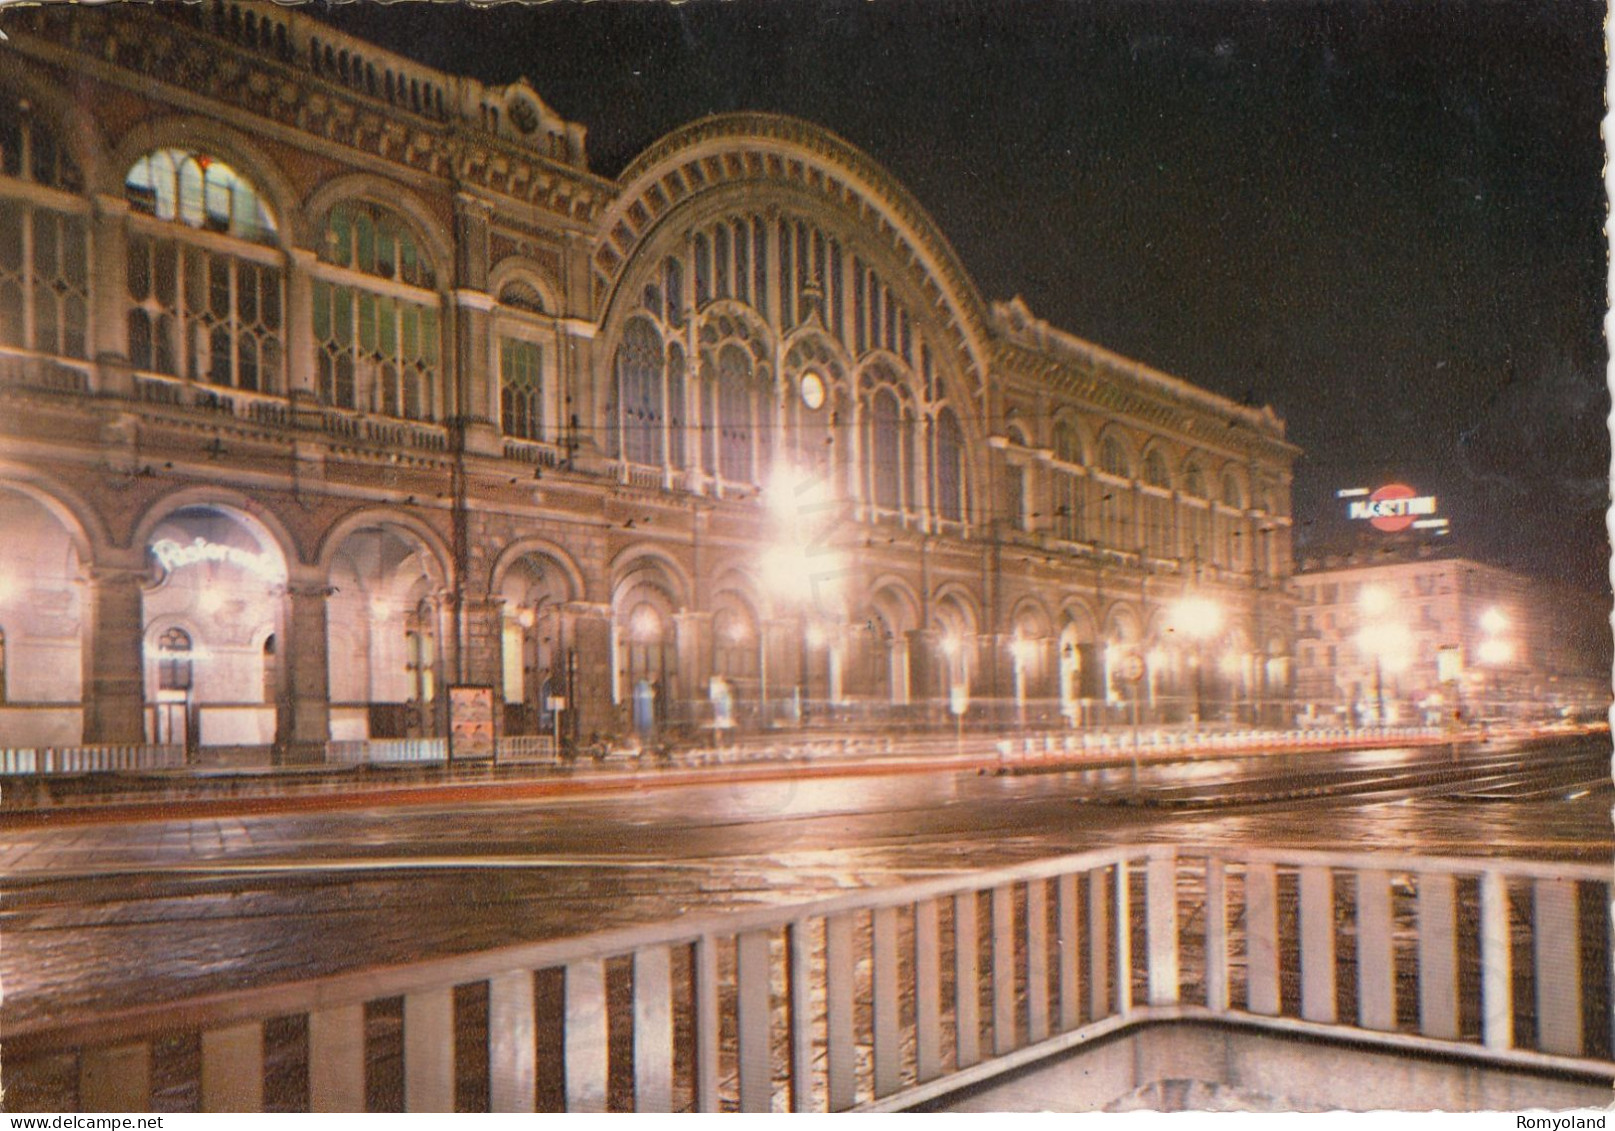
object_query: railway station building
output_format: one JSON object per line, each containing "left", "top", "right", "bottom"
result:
{"left": 0, "top": 3, "right": 1298, "bottom": 760}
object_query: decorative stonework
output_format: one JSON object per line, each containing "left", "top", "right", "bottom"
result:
{"left": 16, "top": 6, "right": 605, "bottom": 224}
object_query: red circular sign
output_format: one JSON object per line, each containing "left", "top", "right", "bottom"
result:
{"left": 1368, "top": 483, "right": 1418, "bottom": 532}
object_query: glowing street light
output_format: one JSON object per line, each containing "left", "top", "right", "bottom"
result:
{"left": 763, "top": 462, "right": 844, "bottom": 727}
{"left": 1476, "top": 606, "right": 1515, "bottom": 720}
{"left": 1356, "top": 586, "right": 1411, "bottom": 725}
{"left": 1170, "top": 595, "right": 1224, "bottom": 725}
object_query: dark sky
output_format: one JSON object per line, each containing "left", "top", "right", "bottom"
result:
{"left": 312, "top": 0, "right": 1609, "bottom": 593}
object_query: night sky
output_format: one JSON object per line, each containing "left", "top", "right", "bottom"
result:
{"left": 312, "top": 0, "right": 1609, "bottom": 595}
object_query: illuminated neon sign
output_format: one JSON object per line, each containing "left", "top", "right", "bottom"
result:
{"left": 150, "top": 537, "right": 285, "bottom": 583}
{"left": 1341, "top": 483, "right": 1440, "bottom": 533}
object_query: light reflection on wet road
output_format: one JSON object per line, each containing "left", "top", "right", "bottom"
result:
{"left": 3, "top": 736, "right": 1608, "bottom": 1030}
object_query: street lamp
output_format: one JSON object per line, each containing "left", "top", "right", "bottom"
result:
{"left": 1170, "top": 595, "right": 1223, "bottom": 726}
{"left": 762, "top": 464, "right": 842, "bottom": 727}
{"left": 1476, "top": 606, "right": 1514, "bottom": 722}
{"left": 1356, "top": 585, "right": 1411, "bottom": 727}
{"left": 1009, "top": 634, "right": 1036, "bottom": 730}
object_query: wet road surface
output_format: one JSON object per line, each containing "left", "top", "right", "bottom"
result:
{"left": 3, "top": 734, "right": 1608, "bottom": 1032}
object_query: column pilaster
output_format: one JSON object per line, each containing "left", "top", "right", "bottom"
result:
{"left": 82, "top": 562, "right": 146, "bottom": 744}
{"left": 279, "top": 577, "right": 331, "bottom": 763}
{"left": 91, "top": 194, "right": 132, "bottom": 397}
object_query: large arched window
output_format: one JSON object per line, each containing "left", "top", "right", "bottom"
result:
{"left": 1050, "top": 422, "right": 1085, "bottom": 543}
{"left": 312, "top": 202, "right": 439, "bottom": 417}
{"left": 1099, "top": 434, "right": 1132, "bottom": 479}
{"left": 616, "top": 317, "right": 665, "bottom": 466}
{"left": 1, "top": 102, "right": 87, "bottom": 362}
{"left": 321, "top": 201, "right": 433, "bottom": 288}
{"left": 1221, "top": 471, "right": 1247, "bottom": 571}
{"left": 717, "top": 342, "right": 754, "bottom": 483}
{"left": 871, "top": 388, "right": 901, "bottom": 510}
{"left": 1142, "top": 449, "right": 1173, "bottom": 560}
{"left": 934, "top": 408, "right": 964, "bottom": 523}
{"left": 500, "top": 337, "right": 543, "bottom": 441}
{"left": 1182, "top": 461, "right": 1212, "bottom": 563}
{"left": 124, "top": 149, "right": 283, "bottom": 391}
{"left": 666, "top": 342, "right": 687, "bottom": 470}
{"left": 126, "top": 149, "right": 275, "bottom": 244}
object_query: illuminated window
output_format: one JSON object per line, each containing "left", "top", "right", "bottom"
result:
{"left": 0, "top": 200, "right": 88, "bottom": 359}
{"left": 666, "top": 343, "right": 687, "bottom": 470}
{"left": 871, "top": 388, "right": 901, "bottom": 509}
{"left": 312, "top": 281, "right": 437, "bottom": 416}
{"left": 126, "top": 149, "right": 276, "bottom": 244}
{"left": 717, "top": 342, "right": 754, "bottom": 483}
{"left": 127, "top": 235, "right": 283, "bottom": 389}
{"left": 713, "top": 604, "right": 757, "bottom": 679}
{"left": 500, "top": 338, "right": 543, "bottom": 441}
{"left": 934, "top": 408, "right": 964, "bottom": 523}
{"left": 157, "top": 627, "right": 194, "bottom": 692}
{"left": 615, "top": 317, "right": 664, "bottom": 466}
{"left": 0, "top": 109, "right": 88, "bottom": 359}
{"left": 320, "top": 201, "right": 434, "bottom": 288}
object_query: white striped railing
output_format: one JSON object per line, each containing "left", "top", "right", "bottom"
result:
{"left": 495, "top": 735, "right": 558, "bottom": 763}
{"left": 324, "top": 738, "right": 448, "bottom": 765}
{"left": 10, "top": 846, "right": 1609, "bottom": 1112}
{"left": 0, "top": 745, "right": 185, "bottom": 774}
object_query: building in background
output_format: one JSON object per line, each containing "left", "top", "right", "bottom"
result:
{"left": 1293, "top": 554, "right": 1607, "bottom": 727}
{"left": 0, "top": 3, "right": 1297, "bottom": 760}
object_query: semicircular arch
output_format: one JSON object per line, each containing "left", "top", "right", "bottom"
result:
{"left": 597, "top": 114, "right": 993, "bottom": 403}
{"left": 106, "top": 116, "right": 299, "bottom": 249}
{"left": 132, "top": 487, "right": 300, "bottom": 570}
{"left": 608, "top": 544, "right": 693, "bottom": 610}
{"left": 301, "top": 172, "right": 453, "bottom": 280}
{"left": 488, "top": 537, "right": 586, "bottom": 604}
{"left": 0, "top": 64, "right": 108, "bottom": 188}
{"left": 315, "top": 506, "right": 452, "bottom": 583}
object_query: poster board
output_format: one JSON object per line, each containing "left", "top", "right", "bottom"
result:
{"left": 448, "top": 685, "right": 496, "bottom": 761}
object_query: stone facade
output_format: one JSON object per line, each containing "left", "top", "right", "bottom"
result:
{"left": 0, "top": 3, "right": 1296, "bottom": 757}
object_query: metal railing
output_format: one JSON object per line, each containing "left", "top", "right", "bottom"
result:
{"left": 0, "top": 745, "right": 185, "bottom": 774}
{"left": 324, "top": 738, "right": 448, "bottom": 765}
{"left": 495, "top": 735, "right": 558, "bottom": 763}
{"left": 10, "top": 845, "right": 1608, "bottom": 1112}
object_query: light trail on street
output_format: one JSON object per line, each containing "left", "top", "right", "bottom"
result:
{"left": 2, "top": 733, "right": 1608, "bottom": 1034}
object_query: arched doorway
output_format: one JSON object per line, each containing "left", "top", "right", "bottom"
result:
{"left": 611, "top": 559, "right": 682, "bottom": 741}
{"left": 142, "top": 505, "right": 288, "bottom": 755}
{"left": 0, "top": 485, "right": 87, "bottom": 745}
{"left": 325, "top": 522, "right": 449, "bottom": 741}
{"left": 495, "top": 552, "right": 575, "bottom": 740}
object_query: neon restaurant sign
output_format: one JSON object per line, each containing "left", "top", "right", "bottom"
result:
{"left": 1336, "top": 484, "right": 1447, "bottom": 534}
{"left": 149, "top": 537, "right": 286, "bottom": 583}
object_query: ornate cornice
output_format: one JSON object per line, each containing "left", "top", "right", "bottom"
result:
{"left": 10, "top": 4, "right": 612, "bottom": 225}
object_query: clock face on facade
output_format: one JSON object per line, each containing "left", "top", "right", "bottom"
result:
{"left": 800, "top": 371, "right": 826, "bottom": 410}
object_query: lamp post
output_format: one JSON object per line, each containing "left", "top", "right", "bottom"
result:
{"left": 1476, "top": 606, "right": 1514, "bottom": 724}
{"left": 762, "top": 464, "right": 842, "bottom": 730}
{"left": 1009, "top": 635, "right": 1035, "bottom": 732}
{"left": 1356, "top": 585, "right": 1412, "bottom": 728}
{"left": 1170, "top": 595, "right": 1223, "bottom": 727}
